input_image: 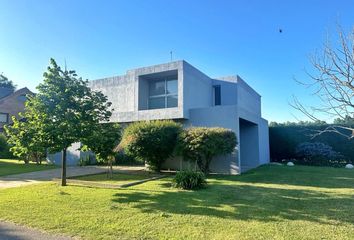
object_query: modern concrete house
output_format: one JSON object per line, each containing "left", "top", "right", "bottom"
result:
{"left": 0, "top": 87, "right": 33, "bottom": 132}
{"left": 49, "top": 60, "right": 269, "bottom": 174}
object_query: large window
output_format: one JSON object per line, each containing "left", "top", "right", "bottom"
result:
{"left": 148, "top": 77, "right": 178, "bottom": 109}
{"left": 0, "top": 113, "right": 8, "bottom": 123}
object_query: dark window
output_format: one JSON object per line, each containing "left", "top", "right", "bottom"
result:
{"left": 0, "top": 113, "right": 9, "bottom": 123}
{"left": 214, "top": 85, "right": 221, "bottom": 106}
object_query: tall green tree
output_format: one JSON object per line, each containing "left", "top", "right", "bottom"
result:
{"left": 82, "top": 123, "right": 121, "bottom": 177}
{"left": 0, "top": 74, "right": 16, "bottom": 92}
{"left": 5, "top": 99, "right": 48, "bottom": 164}
{"left": 5, "top": 59, "right": 112, "bottom": 186}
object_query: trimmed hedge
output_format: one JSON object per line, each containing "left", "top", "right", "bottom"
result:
{"left": 269, "top": 122, "right": 354, "bottom": 166}
{"left": 177, "top": 127, "right": 237, "bottom": 173}
{"left": 119, "top": 120, "right": 182, "bottom": 172}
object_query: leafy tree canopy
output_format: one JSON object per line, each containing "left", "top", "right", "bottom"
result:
{"left": 0, "top": 74, "right": 16, "bottom": 92}
{"left": 81, "top": 122, "right": 121, "bottom": 176}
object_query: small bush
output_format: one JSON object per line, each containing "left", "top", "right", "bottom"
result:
{"left": 295, "top": 142, "right": 347, "bottom": 167}
{"left": 115, "top": 151, "right": 144, "bottom": 166}
{"left": 119, "top": 120, "right": 182, "bottom": 172}
{"left": 173, "top": 170, "right": 206, "bottom": 190}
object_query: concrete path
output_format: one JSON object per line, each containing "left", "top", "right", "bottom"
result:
{"left": 0, "top": 166, "right": 108, "bottom": 189}
{"left": 0, "top": 221, "right": 73, "bottom": 240}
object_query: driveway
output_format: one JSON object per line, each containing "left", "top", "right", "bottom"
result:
{"left": 0, "top": 166, "right": 107, "bottom": 189}
{"left": 0, "top": 221, "right": 73, "bottom": 240}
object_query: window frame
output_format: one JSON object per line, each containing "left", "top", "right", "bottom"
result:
{"left": 148, "top": 77, "right": 178, "bottom": 109}
{"left": 0, "top": 112, "right": 9, "bottom": 124}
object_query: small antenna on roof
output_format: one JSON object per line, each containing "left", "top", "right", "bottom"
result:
{"left": 170, "top": 51, "right": 173, "bottom": 62}
{"left": 64, "top": 58, "right": 67, "bottom": 72}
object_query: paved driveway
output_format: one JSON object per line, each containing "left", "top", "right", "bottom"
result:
{"left": 0, "top": 166, "right": 107, "bottom": 189}
{"left": 0, "top": 221, "right": 74, "bottom": 240}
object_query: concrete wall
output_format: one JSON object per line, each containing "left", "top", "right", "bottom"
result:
{"left": 212, "top": 79, "right": 238, "bottom": 106}
{"left": 89, "top": 75, "right": 135, "bottom": 113}
{"left": 182, "top": 61, "right": 213, "bottom": 118}
{"left": 47, "top": 142, "right": 94, "bottom": 166}
{"left": 236, "top": 76, "right": 261, "bottom": 118}
{"left": 239, "top": 119, "right": 260, "bottom": 172}
{"left": 89, "top": 61, "right": 185, "bottom": 122}
{"left": 258, "top": 118, "right": 270, "bottom": 165}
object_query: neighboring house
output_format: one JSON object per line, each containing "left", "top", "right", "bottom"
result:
{"left": 50, "top": 60, "right": 269, "bottom": 174}
{"left": 0, "top": 87, "right": 33, "bottom": 132}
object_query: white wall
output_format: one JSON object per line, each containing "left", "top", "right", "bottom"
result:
{"left": 212, "top": 79, "right": 238, "bottom": 106}
{"left": 182, "top": 61, "right": 213, "bottom": 118}
{"left": 237, "top": 77, "right": 261, "bottom": 118}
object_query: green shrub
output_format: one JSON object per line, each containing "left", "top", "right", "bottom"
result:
{"left": 115, "top": 151, "right": 144, "bottom": 166}
{"left": 177, "top": 127, "right": 237, "bottom": 174}
{"left": 173, "top": 170, "right": 206, "bottom": 190}
{"left": 295, "top": 142, "right": 347, "bottom": 167}
{"left": 119, "top": 120, "right": 182, "bottom": 172}
{"left": 0, "top": 134, "right": 13, "bottom": 159}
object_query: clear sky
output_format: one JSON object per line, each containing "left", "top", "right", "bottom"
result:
{"left": 0, "top": 0, "right": 353, "bottom": 122}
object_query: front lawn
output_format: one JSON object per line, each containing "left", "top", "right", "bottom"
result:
{"left": 0, "top": 165, "right": 354, "bottom": 239}
{"left": 0, "top": 159, "right": 57, "bottom": 177}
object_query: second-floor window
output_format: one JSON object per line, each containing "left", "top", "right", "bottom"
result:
{"left": 148, "top": 77, "right": 178, "bottom": 109}
{"left": 213, "top": 85, "right": 221, "bottom": 106}
{"left": 0, "top": 113, "right": 9, "bottom": 123}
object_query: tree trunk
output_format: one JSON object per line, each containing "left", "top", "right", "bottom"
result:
{"left": 204, "top": 157, "right": 212, "bottom": 175}
{"left": 24, "top": 155, "right": 29, "bottom": 164}
{"left": 107, "top": 156, "right": 114, "bottom": 179}
{"left": 61, "top": 148, "right": 67, "bottom": 186}
{"left": 196, "top": 158, "right": 204, "bottom": 172}
{"left": 109, "top": 161, "right": 113, "bottom": 178}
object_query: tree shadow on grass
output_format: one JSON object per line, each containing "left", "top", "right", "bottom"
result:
{"left": 112, "top": 178, "right": 354, "bottom": 225}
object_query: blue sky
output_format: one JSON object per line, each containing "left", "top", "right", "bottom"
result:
{"left": 0, "top": 0, "right": 353, "bottom": 122}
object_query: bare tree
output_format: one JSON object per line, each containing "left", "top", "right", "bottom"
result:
{"left": 292, "top": 25, "right": 354, "bottom": 139}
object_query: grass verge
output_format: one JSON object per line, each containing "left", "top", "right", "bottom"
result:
{"left": 0, "top": 159, "right": 57, "bottom": 177}
{"left": 0, "top": 165, "right": 354, "bottom": 239}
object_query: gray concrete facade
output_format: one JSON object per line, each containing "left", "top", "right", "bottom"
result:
{"left": 51, "top": 60, "right": 269, "bottom": 174}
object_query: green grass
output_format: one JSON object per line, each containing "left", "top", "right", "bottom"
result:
{"left": 0, "top": 159, "right": 57, "bottom": 177}
{"left": 1, "top": 165, "right": 354, "bottom": 239}
{"left": 73, "top": 172, "right": 158, "bottom": 185}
